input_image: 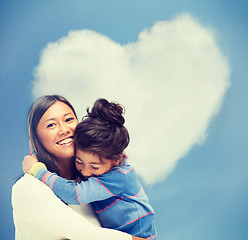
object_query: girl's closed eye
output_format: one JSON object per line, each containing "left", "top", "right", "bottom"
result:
{"left": 91, "top": 165, "right": 99, "bottom": 170}
{"left": 76, "top": 160, "right": 83, "bottom": 165}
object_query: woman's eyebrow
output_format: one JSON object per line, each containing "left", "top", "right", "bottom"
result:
{"left": 44, "top": 113, "right": 73, "bottom": 122}
{"left": 64, "top": 113, "right": 74, "bottom": 117}
{"left": 44, "top": 118, "right": 56, "bottom": 122}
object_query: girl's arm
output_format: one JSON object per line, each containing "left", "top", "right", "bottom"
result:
{"left": 12, "top": 174, "right": 133, "bottom": 240}
{"left": 24, "top": 156, "right": 125, "bottom": 205}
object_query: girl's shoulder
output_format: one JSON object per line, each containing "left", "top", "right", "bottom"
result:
{"left": 114, "top": 163, "right": 134, "bottom": 172}
{"left": 110, "top": 164, "right": 136, "bottom": 179}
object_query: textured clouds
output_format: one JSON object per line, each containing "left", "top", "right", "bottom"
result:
{"left": 32, "top": 14, "right": 230, "bottom": 184}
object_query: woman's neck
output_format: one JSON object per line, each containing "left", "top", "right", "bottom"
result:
{"left": 57, "top": 157, "right": 78, "bottom": 180}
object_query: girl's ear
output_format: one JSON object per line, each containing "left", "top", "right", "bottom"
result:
{"left": 113, "top": 153, "right": 123, "bottom": 167}
{"left": 113, "top": 159, "right": 121, "bottom": 167}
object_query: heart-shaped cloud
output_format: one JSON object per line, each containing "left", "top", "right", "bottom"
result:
{"left": 32, "top": 13, "right": 230, "bottom": 185}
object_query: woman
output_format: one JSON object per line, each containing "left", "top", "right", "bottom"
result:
{"left": 12, "top": 95, "right": 145, "bottom": 240}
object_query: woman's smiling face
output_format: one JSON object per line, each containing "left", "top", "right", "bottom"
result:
{"left": 36, "top": 101, "right": 78, "bottom": 160}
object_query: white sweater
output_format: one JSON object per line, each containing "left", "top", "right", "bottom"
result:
{"left": 12, "top": 174, "right": 131, "bottom": 240}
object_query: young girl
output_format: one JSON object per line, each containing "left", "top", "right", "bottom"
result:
{"left": 23, "top": 98, "right": 157, "bottom": 239}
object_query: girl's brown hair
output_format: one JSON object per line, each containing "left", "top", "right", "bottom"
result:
{"left": 74, "top": 98, "right": 129, "bottom": 162}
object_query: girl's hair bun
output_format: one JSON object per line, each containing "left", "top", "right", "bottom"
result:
{"left": 87, "top": 98, "right": 125, "bottom": 126}
{"left": 76, "top": 98, "right": 130, "bottom": 160}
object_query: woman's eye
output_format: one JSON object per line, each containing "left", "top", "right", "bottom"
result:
{"left": 65, "top": 117, "right": 74, "bottom": 122}
{"left": 47, "top": 123, "right": 55, "bottom": 128}
{"left": 92, "top": 166, "right": 99, "bottom": 170}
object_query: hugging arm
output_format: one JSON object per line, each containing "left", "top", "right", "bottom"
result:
{"left": 28, "top": 162, "right": 126, "bottom": 205}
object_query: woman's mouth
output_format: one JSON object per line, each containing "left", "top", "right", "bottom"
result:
{"left": 57, "top": 137, "right": 73, "bottom": 146}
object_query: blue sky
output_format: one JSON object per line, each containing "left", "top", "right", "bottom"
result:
{"left": 1, "top": 1, "right": 248, "bottom": 239}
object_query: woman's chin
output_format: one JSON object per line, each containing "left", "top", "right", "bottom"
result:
{"left": 56, "top": 148, "right": 74, "bottom": 160}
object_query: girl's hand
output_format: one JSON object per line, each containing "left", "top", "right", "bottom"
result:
{"left": 132, "top": 236, "right": 146, "bottom": 240}
{"left": 23, "top": 155, "right": 38, "bottom": 173}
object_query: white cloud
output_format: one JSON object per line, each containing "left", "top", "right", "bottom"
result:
{"left": 32, "top": 13, "right": 230, "bottom": 185}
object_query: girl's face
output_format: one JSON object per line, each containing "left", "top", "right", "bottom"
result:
{"left": 36, "top": 101, "right": 78, "bottom": 161}
{"left": 75, "top": 150, "right": 120, "bottom": 179}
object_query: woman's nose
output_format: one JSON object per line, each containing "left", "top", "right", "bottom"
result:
{"left": 58, "top": 124, "right": 70, "bottom": 135}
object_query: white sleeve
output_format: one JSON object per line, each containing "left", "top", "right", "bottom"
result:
{"left": 12, "top": 174, "right": 131, "bottom": 240}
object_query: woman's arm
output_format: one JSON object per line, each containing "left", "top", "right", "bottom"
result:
{"left": 12, "top": 174, "right": 132, "bottom": 240}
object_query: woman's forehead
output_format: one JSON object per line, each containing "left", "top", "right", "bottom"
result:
{"left": 40, "top": 101, "right": 74, "bottom": 123}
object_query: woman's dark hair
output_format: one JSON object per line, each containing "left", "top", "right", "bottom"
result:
{"left": 74, "top": 98, "right": 129, "bottom": 162}
{"left": 28, "top": 95, "right": 77, "bottom": 174}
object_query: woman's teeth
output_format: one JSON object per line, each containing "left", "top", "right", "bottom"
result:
{"left": 57, "top": 138, "right": 73, "bottom": 145}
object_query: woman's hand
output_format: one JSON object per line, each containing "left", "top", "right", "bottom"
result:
{"left": 23, "top": 155, "right": 38, "bottom": 173}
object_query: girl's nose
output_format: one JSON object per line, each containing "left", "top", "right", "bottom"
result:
{"left": 80, "top": 167, "right": 92, "bottom": 178}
